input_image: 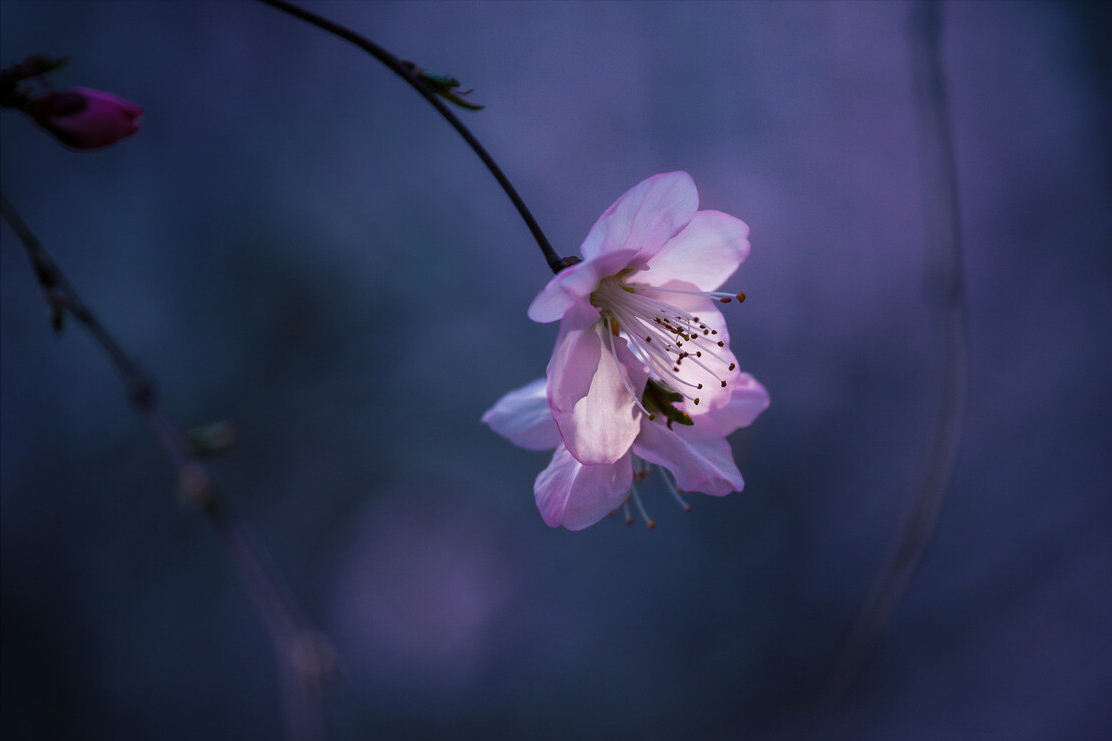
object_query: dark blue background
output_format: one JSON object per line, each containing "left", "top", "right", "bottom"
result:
{"left": 2, "top": 1, "right": 1109, "bottom": 739}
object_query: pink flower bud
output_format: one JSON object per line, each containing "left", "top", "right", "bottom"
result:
{"left": 23, "top": 86, "right": 143, "bottom": 150}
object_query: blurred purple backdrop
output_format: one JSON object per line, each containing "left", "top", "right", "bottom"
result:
{"left": 2, "top": 1, "right": 1109, "bottom": 739}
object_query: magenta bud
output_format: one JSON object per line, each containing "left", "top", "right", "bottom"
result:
{"left": 24, "top": 86, "right": 143, "bottom": 150}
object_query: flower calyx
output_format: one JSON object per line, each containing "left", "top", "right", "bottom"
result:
{"left": 554, "top": 255, "right": 583, "bottom": 273}
{"left": 641, "top": 379, "right": 693, "bottom": 430}
{"left": 0, "top": 54, "right": 68, "bottom": 108}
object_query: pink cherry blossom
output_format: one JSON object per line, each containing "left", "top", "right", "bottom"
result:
{"left": 528, "top": 172, "right": 753, "bottom": 467}
{"left": 485, "top": 172, "right": 766, "bottom": 529}
{"left": 24, "top": 87, "right": 143, "bottom": 150}
{"left": 483, "top": 373, "right": 769, "bottom": 530}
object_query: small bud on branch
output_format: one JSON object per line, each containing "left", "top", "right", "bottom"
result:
{"left": 402, "top": 61, "right": 485, "bottom": 110}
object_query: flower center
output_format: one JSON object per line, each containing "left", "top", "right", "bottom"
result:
{"left": 590, "top": 276, "right": 743, "bottom": 415}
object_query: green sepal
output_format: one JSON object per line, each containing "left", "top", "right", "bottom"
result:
{"left": 641, "top": 379, "right": 693, "bottom": 430}
{"left": 420, "top": 71, "right": 461, "bottom": 88}
{"left": 402, "top": 60, "right": 485, "bottom": 111}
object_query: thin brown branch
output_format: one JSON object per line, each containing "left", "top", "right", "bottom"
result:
{"left": 1, "top": 193, "right": 334, "bottom": 740}
{"left": 256, "top": 0, "right": 568, "bottom": 274}
{"left": 822, "top": 0, "right": 969, "bottom": 702}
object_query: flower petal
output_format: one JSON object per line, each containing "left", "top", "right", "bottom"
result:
{"left": 547, "top": 304, "right": 644, "bottom": 465}
{"left": 527, "top": 248, "right": 639, "bottom": 324}
{"left": 481, "top": 378, "right": 560, "bottom": 451}
{"left": 535, "top": 445, "right": 632, "bottom": 530}
{"left": 678, "top": 341, "right": 741, "bottom": 417}
{"left": 633, "top": 421, "right": 743, "bottom": 497}
{"left": 696, "top": 373, "right": 770, "bottom": 437}
{"left": 642, "top": 210, "right": 750, "bottom": 291}
{"left": 579, "top": 172, "right": 699, "bottom": 264}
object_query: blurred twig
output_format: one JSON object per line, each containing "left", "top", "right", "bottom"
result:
{"left": 0, "top": 193, "right": 334, "bottom": 741}
{"left": 257, "top": 0, "right": 568, "bottom": 274}
{"left": 822, "top": 0, "right": 968, "bottom": 701}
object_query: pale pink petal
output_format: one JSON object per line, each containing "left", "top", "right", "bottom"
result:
{"left": 534, "top": 445, "right": 632, "bottom": 530}
{"left": 642, "top": 210, "right": 750, "bottom": 291}
{"left": 547, "top": 306, "right": 645, "bottom": 465}
{"left": 481, "top": 378, "right": 560, "bottom": 451}
{"left": 527, "top": 249, "right": 640, "bottom": 323}
{"left": 677, "top": 341, "right": 741, "bottom": 417}
{"left": 633, "top": 421, "right": 743, "bottom": 497}
{"left": 579, "top": 172, "right": 699, "bottom": 263}
{"left": 696, "top": 373, "right": 770, "bottom": 437}
{"left": 546, "top": 305, "right": 603, "bottom": 441}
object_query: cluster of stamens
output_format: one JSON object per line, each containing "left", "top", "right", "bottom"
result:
{"left": 591, "top": 277, "right": 744, "bottom": 419}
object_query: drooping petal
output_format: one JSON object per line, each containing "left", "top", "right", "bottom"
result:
{"left": 579, "top": 172, "right": 699, "bottom": 264}
{"left": 527, "top": 248, "right": 639, "bottom": 324}
{"left": 696, "top": 373, "right": 770, "bottom": 437}
{"left": 534, "top": 445, "right": 632, "bottom": 530}
{"left": 547, "top": 305, "right": 645, "bottom": 465}
{"left": 641, "top": 210, "right": 750, "bottom": 291}
{"left": 481, "top": 378, "right": 560, "bottom": 451}
{"left": 633, "top": 421, "right": 743, "bottom": 497}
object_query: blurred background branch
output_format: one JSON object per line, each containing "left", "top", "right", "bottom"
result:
{"left": 0, "top": 193, "right": 334, "bottom": 741}
{"left": 822, "top": 0, "right": 969, "bottom": 702}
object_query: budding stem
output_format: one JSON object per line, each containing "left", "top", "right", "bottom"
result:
{"left": 257, "top": 0, "right": 566, "bottom": 274}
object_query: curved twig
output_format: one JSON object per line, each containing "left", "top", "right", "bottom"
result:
{"left": 1, "top": 193, "right": 334, "bottom": 741}
{"left": 257, "top": 0, "right": 566, "bottom": 274}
